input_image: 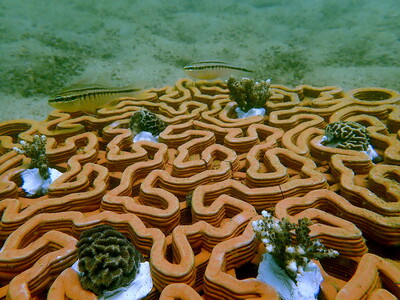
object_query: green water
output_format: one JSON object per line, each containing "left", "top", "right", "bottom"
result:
{"left": 1, "top": 0, "right": 399, "bottom": 121}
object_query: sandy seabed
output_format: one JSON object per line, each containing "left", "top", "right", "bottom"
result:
{"left": 0, "top": 0, "right": 399, "bottom": 121}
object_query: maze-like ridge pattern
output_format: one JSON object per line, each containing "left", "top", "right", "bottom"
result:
{"left": 0, "top": 78, "right": 399, "bottom": 299}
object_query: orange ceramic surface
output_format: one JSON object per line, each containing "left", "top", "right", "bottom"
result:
{"left": 0, "top": 79, "right": 399, "bottom": 299}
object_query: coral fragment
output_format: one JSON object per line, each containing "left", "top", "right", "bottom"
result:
{"left": 77, "top": 225, "right": 142, "bottom": 295}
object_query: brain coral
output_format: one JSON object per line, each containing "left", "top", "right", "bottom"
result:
{"left": 129, "top": 109, "right": 167, "bottom": 136}
{"left": 322, "top": 121, "right": 370, "bottom": 151}
{"left": 76, "top": 224, "right": 142, "bottom": 295}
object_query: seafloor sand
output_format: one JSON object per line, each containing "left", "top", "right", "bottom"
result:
{"left": 1, "top": 0, "right": 399, "bottom": 121}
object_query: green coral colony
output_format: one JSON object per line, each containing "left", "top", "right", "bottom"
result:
{"left": 129, "top": 109, "right": 167, "bottom": 136}
{"left": 227, "top": 76, "right": 272, "bottom": 113}
{"left": 13, "top": 135, "right": 50, "bottom": 179}
{"left": 76, "top": 225, "right": 142, "bottom": 295}
{"left": 322, "top": 121, "right": 370, "bottom": 151}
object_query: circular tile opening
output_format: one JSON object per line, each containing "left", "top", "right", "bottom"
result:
{"left": 352, "top": 90, "right": 393, "bottom": 101}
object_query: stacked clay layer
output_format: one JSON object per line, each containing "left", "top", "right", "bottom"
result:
{"left": 0, "top": 78, "right": 399, "bottom": 299}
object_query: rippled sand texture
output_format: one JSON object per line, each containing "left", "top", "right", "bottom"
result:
{"left": 1, "top": 0, "right": 400, "bottom": 121}
{"left": 0, "top": 78, "right": 399, "bottom": 299}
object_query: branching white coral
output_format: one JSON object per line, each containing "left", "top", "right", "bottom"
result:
{"left": 252, "top": 211, "right": 339, "bottom": 280}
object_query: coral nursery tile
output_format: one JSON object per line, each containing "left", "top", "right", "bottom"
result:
{"left": 0, "top": 79, "right": 399, "bottom": 299}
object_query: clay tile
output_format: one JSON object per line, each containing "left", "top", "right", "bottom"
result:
{"left": 224, "top": 123, "right": 284, "bottom": 154}
{"left": 202, "top": 100, "right": 264, "bottom": 129}
{"left": 204, "top": 216, "right": 280, "bottom": 299}
{"left": 274, "top": 189, "right": 400, "bottom": 247}
{"left": 347, "top": 87, "right": 400, "bottom": 106}
{"left": 336, "top": 253, "right": 400, "bottom": 299}
{"left": 1, "top": 211, "right": 162, "bottom": 299}
{"left": 274, "top": 189, "right": 368, "bottom": 257}
{"left": 245, "top": 147, "right": 328, "bottom": 197}
{"left": 159, "top": 283, "right": 202, "bottom": 299}
{"left": 0, "top": 119, "right": 40, "bottom": 154}
{"left": 159, "top": 78, "right": 193, "bottom": 107}
{"left": 1, "top": 79, "right": 400, "bottom": 299}
{"left": 330, "top": 154, "right": 400, "bottom": 216}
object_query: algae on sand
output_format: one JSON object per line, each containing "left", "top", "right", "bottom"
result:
{"left": 2, "top": 54, "right": 85, "bottom": 97}
{"left": 1, "top": 0, "right": 400, "bottom": 121}
{"left": 254, "top": 44, "right": 310, "bottom": 86}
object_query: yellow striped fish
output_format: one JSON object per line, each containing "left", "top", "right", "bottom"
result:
{"left": 48, "top": 84, "right": 141, "bottom": 113}
{"left": 183, "top": 60, "right": 253, "bottom": 80}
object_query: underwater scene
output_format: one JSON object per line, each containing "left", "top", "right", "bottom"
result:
{"left": 1, "top": 0, "right": 400, "bottom": 120}
{"left": 0, "top": 0, "right": 400, "bottom": 299}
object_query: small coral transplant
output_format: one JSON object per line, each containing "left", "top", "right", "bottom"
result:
{"left": 227, "top": 76, "right": 271, "bottom": 119}
{"left": 321, "top": 121, "right": 381, "bottom": 162}
{"left": 13, "top": 135, "right": 62, "bottom": 197}
{"left": 129, "top": 109, "right": 167, "bottom": 143}
{"left": 253, "top": 211, "right": 339, "bottom": 300}
{"left": 73, "top": 225, "right": 152, "bottom": 300}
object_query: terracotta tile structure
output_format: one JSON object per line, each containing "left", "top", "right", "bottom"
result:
{"left": 0, "top": 78, "right": 399, "bottom": 299}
